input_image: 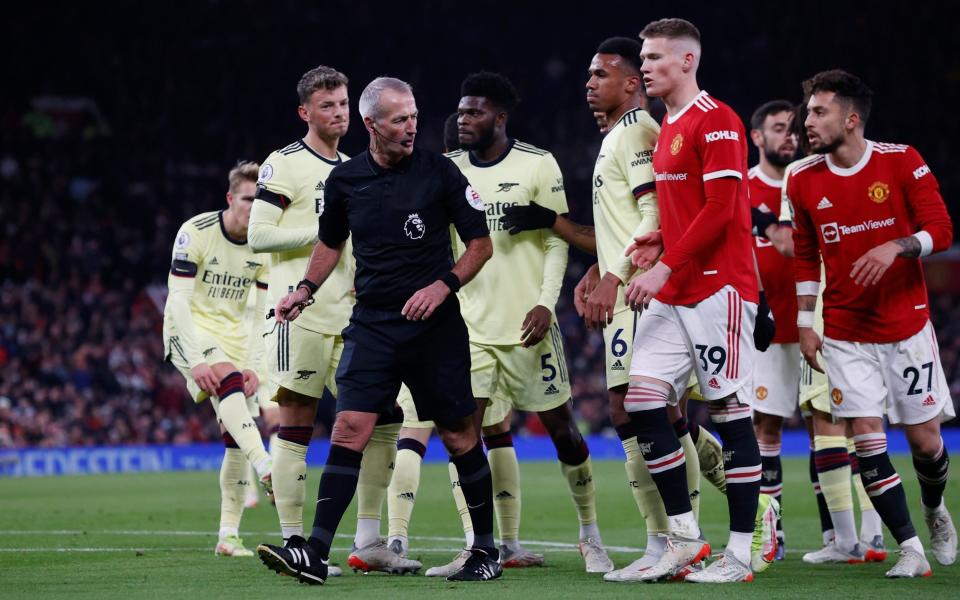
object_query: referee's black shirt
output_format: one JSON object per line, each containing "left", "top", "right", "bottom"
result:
{"left": 319, "top": 148, "right": 489, "bottom": 311}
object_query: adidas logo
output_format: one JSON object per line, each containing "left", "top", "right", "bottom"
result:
{"left": 315, "top": 181, "right": 325, "bottom": 191}
{"left": 708, "top": 377, "right": 721, "bottom": 390}
{"left": 638, "top": 441, "right": 653, "bottom": 454}
{"left": 922, "top": 395, "right": 936, "bottom": 406}
{"left": 762, "top": 470, "right": 780, "bottom": 481}
{"left": 237, "top": 479, "right": 250, "bottom": 486}
{"left": 545, "top": 383, "right": 560, "bottom": 395}
{"left": 817, "top": 197, "right": 833, "bottom": 210}
{"left": 242, "top": 422, "right": 256, "bottom": 429}
{"left": 396, "top": 492, "right": 415, "bottom": 502}
{"left": 723, "top": 450, "right": 734, "bottom": 462}
{"left": 210, "top": 256, "right": 220, "bottom": 265}
{"left": 495, "top": 490, "right": 514, "bottom": 500}
{"left": 612, "top": 359, "right": 624, "bottom": 371}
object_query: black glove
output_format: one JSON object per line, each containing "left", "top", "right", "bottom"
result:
{"left": 500, "top": 201, "right": 557, "bottom": 235}
{"left": 753, "top": 291, "right": 776, "bottom": 352}
{"left": 751, "top": 207, "right": 778, "bottom": 237}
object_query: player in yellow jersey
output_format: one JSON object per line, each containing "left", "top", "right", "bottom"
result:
{"left": 163, "top": 161, "right": 272, "bottom": 557}
{"left": 248, "top": 66, "right": 414, "bottom": 574}
{"left": 387, "top": 72, "right": 614, "bottom": 575}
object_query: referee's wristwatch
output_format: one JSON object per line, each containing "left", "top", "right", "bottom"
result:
{"left": 440, "top": 272, "right": 461, "bottom": 293}
{"left": 297, "top": 278, "right": 319, "bottom": 297}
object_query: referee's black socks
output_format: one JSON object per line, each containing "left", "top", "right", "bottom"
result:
{"left": 450, "top": 443, "right": 497, "bottom": 557}
{"left": 308, "top": 444, "right": 363, "bottom": 559}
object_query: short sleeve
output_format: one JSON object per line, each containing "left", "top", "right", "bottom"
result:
{"left": 318, "top": 171, "right": 350, "bottom": 248}
{"left": 254, "top": 152, "right": 295, "bottom": 210}
{"left": 170, "top": 223, "right": 203, "bottom": 277}
{"left": 440, "top": 156, "right": 489, "bottom": 242}
{"left": 533, "top": 153, "right": 569, "bottom": 213}
{"left": 698, "top": 108, "right": 747, "bottom": 182}
{"left": 617, "top": 121, "right": 657, "bottom": 198}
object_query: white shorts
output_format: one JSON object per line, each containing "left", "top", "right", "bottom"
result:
{"left": 630, "top": 285, "right": 757, "bottom": 405}
{"left": 751, "top": 343, "right": 801, "bottom": 418}
{"left": 822, "top": 321, "right": 955, "bottom": 425}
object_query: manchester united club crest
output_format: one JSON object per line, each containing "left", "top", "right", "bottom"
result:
{"left": 867, "top": 181, "right": 890, "bottom": 204}
{"left": 670, "top": 133, "right": 684, "bottom": 156}
{"left": 756, "top": 386, "right": 768, "bottom": 401}
{"left": 831, "top": 388, "right": 844, "bottom": 406}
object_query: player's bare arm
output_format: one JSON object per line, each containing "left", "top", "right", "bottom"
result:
{"left": 402, "top": 235, "right": 492, "bottom": 321}
{"left": 625, "top": 229, "right": 663, "bottom": 269}
{"left": 796, "top": 294, "right": 823, "bottom": 373}
{"left": 849, "top": 236, "right": 921, "bottom": 287}
{"left": 551, "top": 216, "right": 597, "bottom": 255}
{"left": 276, "top": 240, "right": 344, "bottom": 323}
{"left": 573, "top": 263, "right": 600, "bottom": 320}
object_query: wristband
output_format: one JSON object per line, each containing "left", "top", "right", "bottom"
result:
{"left": 797, "top": 310, "right": 815, "bottom": 328}
{"left": 297, "top": 278, "right": 319, "bottom": 297}
{"left": 441, "top": 272, "right": 461, "bottom": 293}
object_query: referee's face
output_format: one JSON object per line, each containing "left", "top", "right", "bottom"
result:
{"left": 369, "top": 89, "right": 418, "bottom": 158}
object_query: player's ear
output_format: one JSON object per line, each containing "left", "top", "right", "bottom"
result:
{"left": 297, "top": 104, "right": 309, "bottom": 123}
{"left": 624, "top": 75, "right": 640, "bottom": 95}
{"left": 750, "top": 128, "right": 764, "bottom": 149}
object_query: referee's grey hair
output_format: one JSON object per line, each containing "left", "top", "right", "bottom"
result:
{"left": 359, "top": 77, "right": 414, "bottom": 121}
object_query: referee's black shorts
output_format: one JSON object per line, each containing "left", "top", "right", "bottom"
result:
{"left": 335, "top": 297, "right": 475, "bottom": 427}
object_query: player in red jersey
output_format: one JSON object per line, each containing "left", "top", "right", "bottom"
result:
{"left": 790, "top": 69, "right": 956, "bottom": 577}
{"left": 620, "top": 18, "right": 761, "bottom": 583}
{"left": 746, "top": 100, "right": 798, "bottom": 559}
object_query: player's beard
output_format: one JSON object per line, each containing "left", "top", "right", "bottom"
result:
{"left": 809, "top": 133, "right": 842, "bottom": 155}
{"left": 764, "top": 145, "right": 796, "bottom": 168}
{"left": 460, "top": 125, "right": 495, "bottom": 152}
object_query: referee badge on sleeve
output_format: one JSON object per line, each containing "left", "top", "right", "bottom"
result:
{"left": 465, "top": 185, "right": 485, "bottom": 211}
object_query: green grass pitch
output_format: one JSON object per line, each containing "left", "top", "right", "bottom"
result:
{"left": 1, "top": 457, "right": 956, "bottom": 599}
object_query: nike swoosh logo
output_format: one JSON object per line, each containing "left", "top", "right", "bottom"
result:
{"left": 317, "top": 497, "right": 331, "bottom": 504}
{"left": 466, "top": 502, "right": 485, "bottom": 510}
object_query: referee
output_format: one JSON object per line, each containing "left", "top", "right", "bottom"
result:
{"left": 256, "top": 77, "right": 499, "bottom": 584}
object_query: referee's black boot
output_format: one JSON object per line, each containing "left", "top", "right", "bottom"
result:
{"left": 257, "top": 535, "right": 328, "bottom": 585}
{"left": 447, "top": 547, "right": 503, "bottom": 581}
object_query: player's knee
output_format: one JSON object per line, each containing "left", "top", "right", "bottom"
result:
{"left": 436, "top": 421, "right": 478, "bottom": 455}
{"left": 216, "top": 371, "right": 244, "bottom": 398}
{"left": 905, "top": 423, "right": 942, "bottom": 458}
{"left": 330, "top": 413, "right": 376, "bottom": 450}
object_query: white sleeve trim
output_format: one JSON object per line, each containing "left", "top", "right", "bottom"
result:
{"left": 702, "top": 169, "right": 743, "bottom": 182}
{"left": 796, "top": 281, "right": 820, "bottom": 296}
{"left": 913, "top": 231, "right": 933, "bottom": 257}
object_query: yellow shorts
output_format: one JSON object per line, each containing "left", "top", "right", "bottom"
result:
{"left": 164, "top": 330, "right": 257, "bottom": 417}
{"left": 603, "top": 306, "right": 639, "bottom": 389}
{"left": 264, "top": 321, "right": 342, "bottom": 400}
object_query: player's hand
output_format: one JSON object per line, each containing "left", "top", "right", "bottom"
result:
{"left": 625, "top": 261, "right": 672, "bottom": 309}
{"left": 753, "top": 291, "right": 776, "bottom": 352}
{"left": 276, "top": 287, "right": 311, "bottom": 323}
{"left": 799, "top": 327, "right": 824, "bottom": 373}
{"left": 593, "top": 111, "right": 609, "bottom": 133}
{"left": 190, "top": 363, "right": 219, "bottom": 395}
{"left": 500, "top": 202, "right": 557, "bottom": 235}
{"left": 402, "top": 280, "right": 449, "bottom": 321}
{"left": 850, "top": 241, "right": 900, "bottom": 286}
{"left": 242, "top": 369, "right": 259, "bottom": 397}
{"left": 520, "top": 305, "right": 552, "bottom": 347}
{"left": 751, "top": 207, "right": 779, "bottom": 238}
{"left": 624, "top": 230, "right": 664, "bottom": 270}
{"left": 574, "top": 263, "right": 601, "bottom": 319}
{"left": 585, "top": 273, "right": 621, "bottom": 329}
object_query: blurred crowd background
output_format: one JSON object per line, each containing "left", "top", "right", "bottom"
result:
{"left": 3, "top": 1, "right": 959, "bottom": 447}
